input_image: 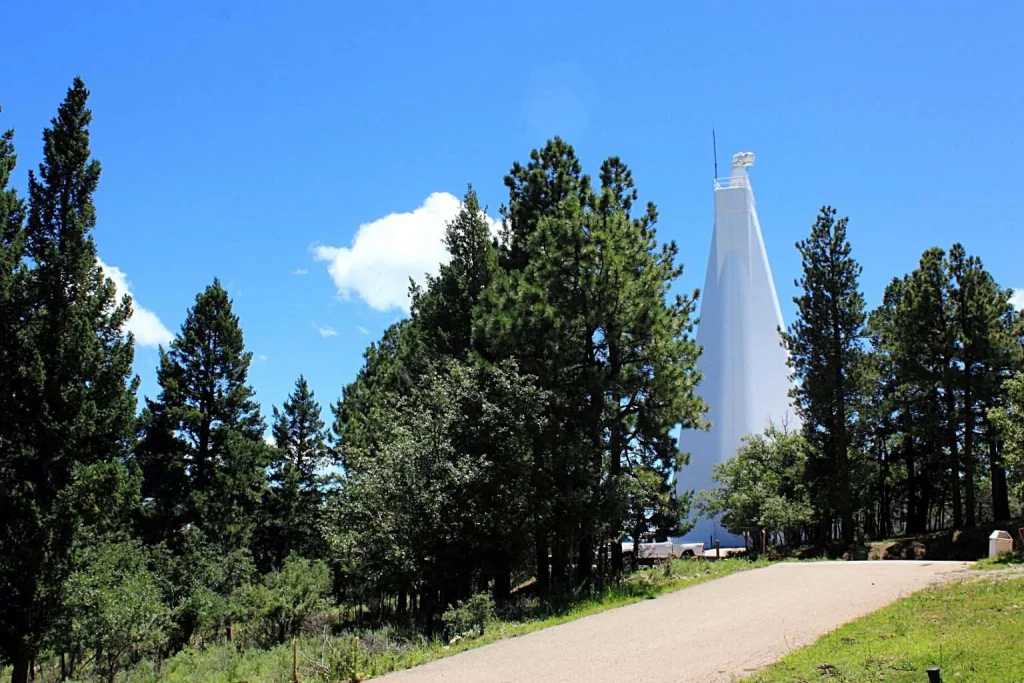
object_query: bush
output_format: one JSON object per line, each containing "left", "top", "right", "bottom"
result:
{"left": 232, "top": 556, "right": 332, "bottom": 647}
{"left": 441, "top": 592, "right": 495, "bottom": 639}
{"left": 62, "top": 539, "right": 169, "bottom": 682}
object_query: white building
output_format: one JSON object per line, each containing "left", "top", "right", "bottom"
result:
{"left": 676, "top": 152, "right": 798, "bottom": 548}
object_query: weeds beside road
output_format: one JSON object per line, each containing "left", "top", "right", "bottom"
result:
{"left": 110, "top": 557, "right": 768, "bottom": 682}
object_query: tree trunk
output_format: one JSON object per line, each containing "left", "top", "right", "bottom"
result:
{"left": 946, "top": 385, "right": 963, "bottom": 529}
{"left": 836, "top": 421, "right": 854, "bottom": 547}
{"left": 550, "top": 536, "right": 568, "bottom": 592}
{"left": 963, "top": 386, "right": 976, "bottom": 528}
{"left": 11, "top": 649, "right": 30, "bottom": 683}
{"left": 492, "top": 568, "right": 511, "bottom": 605}
{"left": 905, "top": 439, "right": 922, "bottom": 534}
{"left": 988, "top": 430, "right": 1011, "bottom": 521}
{"left": 575, "top": 532, "right": 594, "bottom": 586}
{"left": 534, "top": 531, "right": 549, "bottom": 598}
{"left": 610, "top": 536, "right": 623, "bottom": 575}
{"left": 878, "top": 448, "right": 891, "bottom": 538}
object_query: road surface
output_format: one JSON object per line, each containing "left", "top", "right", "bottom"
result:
{"left": 377, "top": 560, "right": 969, "bottom": 682}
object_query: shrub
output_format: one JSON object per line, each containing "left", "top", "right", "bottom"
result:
{"left": 62, "top": 539, "right": 169, "bottom": 682}
{"left": 232, "top": 556, "right": 332, "bottom": 647}
{"left": 441, "top": 592, "right": 495, "bottom": 639}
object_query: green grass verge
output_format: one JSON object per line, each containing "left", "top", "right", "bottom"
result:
{"left": 120, "top": 557, "right": 768, "bottom": 682}
{"left": 975, "top": 550, "right": 1024, "bottom": 569}
{"left": 745, "top": 573, "right": 1024, "bottom": 682}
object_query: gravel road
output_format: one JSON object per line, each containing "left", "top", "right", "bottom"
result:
{"left": 376, "top": 560, "right": 969, "bottom": 682}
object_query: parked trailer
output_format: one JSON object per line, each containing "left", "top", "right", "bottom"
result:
{"left": 621, "top": 537, "right": 705, "bottom": 565}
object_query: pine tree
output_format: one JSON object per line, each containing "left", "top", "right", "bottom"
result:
{"left": 783, "top": 207, "right": 867, "bottom": 546}
{"left": 0, "top": 108, "right": 27, "bottom": 454}
{"left": 482, "top": 141, "right": 704, "bottom": 586}
{"left": 481, "top": 139, "right": 595, "bottom": 593}
{"left": 0, "top": 106, "right": 31, "bottom": 683}
{"left": 263, "top": 375, "right": 330, "bottom": 568}
{"left": 137, "top": 279, "right": 266, "bottom": 553}
{"left": 586, "top": 157, "right": 704, "bottom": 575}
{"left": 412, "top": 186, "right": 498, "bottom": 362}
{"left": 947, "top": 244, "right": 1022, "bottom": 526}
{"left": 880, "top": 250, "right": 952, "bottom": 532}
{"left": 982, "top": 295, "right": 1024, "bottom": 520}
{"left": 0, "top": 80, "right": 138, "bottom": 683}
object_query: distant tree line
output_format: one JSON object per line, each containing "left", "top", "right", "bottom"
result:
{"left": 0, "top": 80, "right": 707, "bottom": 681}
{"left": 705, "top": 208, "right": 1024, "bottom": 547}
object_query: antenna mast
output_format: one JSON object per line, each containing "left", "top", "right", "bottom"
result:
{"left": 712, "top": 128, "right": 718, "bottom": 179}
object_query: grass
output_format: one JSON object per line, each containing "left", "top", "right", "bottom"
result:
{"left": 976, "top": 550, "right": 1024, "bottom": 569}
{"left": 117, "top": 556, "right": 769, "bottom": 682}
{"left": 745, "top": 573, "right": 1024, "bottom": 682}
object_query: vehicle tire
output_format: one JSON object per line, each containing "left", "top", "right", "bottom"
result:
{"left": 681, "top": 550, "right": 694, "bottom": 558}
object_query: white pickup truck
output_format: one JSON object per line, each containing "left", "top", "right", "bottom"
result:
{"left": 621, "top": 536, "right": 705, "bottom": 564}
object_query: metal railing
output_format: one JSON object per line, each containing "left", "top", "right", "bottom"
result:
{"left": 713, "top": 175, "right": 749, "bottom": 191}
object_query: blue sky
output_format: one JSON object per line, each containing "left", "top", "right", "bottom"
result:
{"left": 5, "top": 2, "right": 1023, "bottom": 429}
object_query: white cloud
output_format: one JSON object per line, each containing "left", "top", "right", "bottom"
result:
{"left": 1011, "top": 288, "right": 1024, "bottom": 311}
{"left": 264, "top": 432, "right": 276, "bottom": 446}
{"left": 313, "top": 192, "right": 500, "bottom": 312}
{"left": 312, "top": 321, "right": 338, "bottom": 338}
{"left": 257, "top": 353, "right": 268, "bottom": 363}
{"left": 357, "top": 325, "right": 369, "bottom": 335}
{"left": 294, "top": 268, "right": 308, "bottom": 276}
{"left": 97, "top": 258, "right": 174, "bottom": 348}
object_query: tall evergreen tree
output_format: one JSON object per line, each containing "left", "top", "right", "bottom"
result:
{"left": 0, "top": 108, "right": 27, "bottom": 461}
{"left": 262, "top": 375, "right": 331, "bottom": 568}
{"left": 482, "top": 141, "right": 704, "bottom": 587}
{"left": 783, "top": 206, "right": 867, "bottom": 545}
{"left": 412, "top": 186, "right": 498, "bottom": 362}
{"left": 947, "top": 244, "right": 1022, "bottom": 526}
{"left": 885, "top": 250, "right": 953, "bottom": 532}
{"left": 0, "top": 80, "right": 138, "bottom": 683}
{"left": 981, "top": 295, "right": 1024, "bottom": 520}
{"left": 137, "top": 279, "right": 267, "bottom": 553}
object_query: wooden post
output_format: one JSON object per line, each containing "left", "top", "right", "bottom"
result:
{"left": 926, "top": 667, "right": 941, "bottom": 683}
{"left": 714, "top": 539, "right": 720, "bottom": 559}
{"left": 292, "top": 638, "right": 298, "bottom": 683}
{"left": 761, "top": 528, "right": 767, "bottom": 552}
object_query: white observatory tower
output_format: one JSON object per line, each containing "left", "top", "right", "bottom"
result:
{"left": 676, "top": 152, "right": 798, "bottom": 548}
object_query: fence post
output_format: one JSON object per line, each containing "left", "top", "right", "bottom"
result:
{"left": 926, "top": 667, "right": 941, "bottom": 683}
{"left": 292, "top": 638, "right": 299, "bottom": 682}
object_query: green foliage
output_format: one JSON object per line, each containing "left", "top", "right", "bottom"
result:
{"left": 148, "top": 525, "right": 256, "bottom": 649}
{"left": 480, "top": 142, "right": 705, "bottom": 585}
{"left": 783, "top": 206, "right": 868, "bottom": 546}
{"left": 232, "top": 557, "right": 331, "bottom": 647}
{"left": 62, "top": 540, "right": 169, "bottom": 682}
{"left": 702, "top": 427, "right": 814, "bottom": 542}
{"left": 0, "top": 79, "right": 139, "bottom": 682}
{"left": 991, "top": 371, "right": 1024, "bottom": 498}
{"left": 259, "top": 376, "right": 331, "bottom": 570}
{"left": 336, "top": 357, "right": 546, "bottom": 614}
{"left": 441, "top": 593, "right": 496, "bottom": 639}
{"left": 136, "top": 279, "right": 267, "bottom": 552}
{"left": 867, "top": 245, "right": 1023, "bottom": 538}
